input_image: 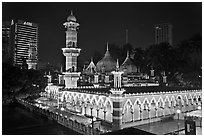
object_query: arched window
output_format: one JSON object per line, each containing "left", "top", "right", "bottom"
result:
{"left": 143, "top": 101, "right": 149, "bottom": 110}
{"left": 151, "top": 100, "right": 156, "bottom": 107}
{"left": 158, "top": 100, "right": 163, "bottom": 108}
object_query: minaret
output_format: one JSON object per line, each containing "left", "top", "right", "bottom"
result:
{"left": 62, "top": 11, "right": 81, "bottom": 88}
{"left": 110, "top": 59, "right": 125, "bottom": 131}
{"left": 47, "top": 71, "right": 52, "bottom": 85}
{"left": 26, "top": 39, "right": 37, "bottom": 70}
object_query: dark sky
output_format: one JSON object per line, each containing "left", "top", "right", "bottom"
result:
{"left": 2, "top": 2, "right": 202, "bottom": 66}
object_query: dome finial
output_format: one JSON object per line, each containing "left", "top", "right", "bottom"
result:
{"left": 60, "top": 66, "right": 63, "bottom": 73}
{"left": 106, "top": 42, "right": 109, "bottom": 51}
{"left": 91, "top": 57, "right": 93, "bottom": 62}
{"left": 71, "top": 10, "right": 73, "bottom": 15}
{"left": 116, "top": 59, "right": 119, "bottom": 70}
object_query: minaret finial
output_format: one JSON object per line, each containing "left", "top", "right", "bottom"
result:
{"left": 60, "top": 66, "right": 63, "bottom": 73}
{"left": 71, "top": 10, "right": 73, "bottom": 15}
{"left": 49, "top": 71, "right": 51, "bottom": 75}
{"left": 116, "top": 59, "right": 119, "bottom": 70}
{"left": 91, "top": 57, "right": 93, "bottom": 62}
{"left": 106, "top": 42, "right": 109, "bottom": 51}
{"left": 126, "top": 29, "right": 128, "bottom": 44}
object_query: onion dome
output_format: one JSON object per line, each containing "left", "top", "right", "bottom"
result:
{"left": 67, "top": 10, "right": 76, "bottom": 22}
{"left": 120, "top": 51, "right": 137, "bottom": 74}
{"left": 96, "top": 43, "right": 117, "bottom": 73}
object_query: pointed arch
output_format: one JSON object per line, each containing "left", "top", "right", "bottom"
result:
{"left": 157, "top": 96, "right": 164, "bottom": 107}
{"left": 164, "top": 96, "right": 170, "bottom": 102}
{"left": 98, "top": 97, "right": 104, "bottom": 108}
{"left": 142, "top": 97, "right": 150, "bottom": 105}
{"left": 170, "top": 95, "right": 176, "bottom": 107}
{"left": 124, "top": 99, "right": 133, "bottom": 108}
{"left": 134, "top": 98, "right": 142, "bottom": 106}
{"left": 91, "top": 97, "right": 98, "bottom": 106}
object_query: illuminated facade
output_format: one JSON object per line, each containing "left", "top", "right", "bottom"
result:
{"left": 11, "top": 20, "right": 38, "bottom": 67}
{"left": 42, "top": 12, "right": 202, "bottom": 134}
{"left": 62, "top": 11, "right": 81, "bottom": 88}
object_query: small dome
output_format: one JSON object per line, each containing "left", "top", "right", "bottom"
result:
{"left": 120, "top": 51, "right": 137, "bottom": 74}
{"left": 67, "top": 11, "right": 76, "bottom": 22}
{"left": 96, "top": 43, "right": 116, "bottom": 73}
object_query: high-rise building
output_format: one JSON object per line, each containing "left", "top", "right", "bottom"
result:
{"left": 10, "top": 20, "right": 38, "bottom": 68}
{"left": 2, "top": 21, "right": 13, "bottom": 64}
{"left": 155, "top": 23, "right": 173, "bottom": 45}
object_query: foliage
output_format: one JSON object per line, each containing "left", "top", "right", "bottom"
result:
{"left": 2, "top": 63, "right": 47, "bottom": 103}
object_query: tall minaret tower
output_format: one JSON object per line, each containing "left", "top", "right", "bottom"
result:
{"left": 62, "top": 11, "right": 81, "bottom": 88}
{"left": 110, "top": 59, "right": 125, "bottom": 131}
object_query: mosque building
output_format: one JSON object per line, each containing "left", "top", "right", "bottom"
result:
{"left": 41, "top": 11, "right": 202, "bottom": 134}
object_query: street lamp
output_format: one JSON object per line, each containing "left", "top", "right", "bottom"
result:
{"left": 148, "top": 107, "right": 151, "bottom": 124}
{"left": 198, "top": 106, "right": 202, "bottom": 127}
{"left": 131, "top": 109, "right": 134, "bottom": 122}
{"left": 61, "top": 107, "right": 65, "bottom": 111}
{"left": 103, "top": 109, "right": 107, "bottom": 120}
{"left": 90, "top": 106, "right": 93, "bottom": 117}
{"left": 96, "top": 107, "right": 100, "bottom": 118}
{"left": 176, "top": 109, "right": 181, "bottom": 134}
{"left": 92, "top": 116, "right": 97, "bottom": 134}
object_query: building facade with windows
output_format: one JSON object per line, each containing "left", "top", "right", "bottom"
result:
{"left": 10, "top": 19, "right": 39, "bottom": 68}
{"left": 155, "top": 23, "right": 173, "bottom": 45}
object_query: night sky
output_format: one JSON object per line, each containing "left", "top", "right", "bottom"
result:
{"left": 2, "top": 2, "right": 202, "bottom": 66}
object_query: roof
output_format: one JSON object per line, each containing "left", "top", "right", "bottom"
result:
{"left": 61, "top": 86, "right": 200, "bottom": 95}
{"left": 85, "top": 59, "right": 96, "bottom": 74}
{"left": 67, "top": 11, "right": 76, "bottom": 22}
{"left": 186, "top": 110, "right": 202, "bottom": 118}
{"left": 96, "top": 43, "right": 116, "bottom": 73}
{"left": 120, "top": 51, "right": 137, "bottom": 74}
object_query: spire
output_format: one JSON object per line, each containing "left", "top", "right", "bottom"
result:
{"left": 60, "top": 66, "right": 63, "bottom": 73}
{"left": 71, "top": 10, "right": 73, "bottom": 16}
{"left": 106, "top": 42, "right": 109, "bottom": 51}
{"left": 126, "top": 50, "right": 130, "bottom": 58}
{"left": 116, "top": 59, "right": 119, "bottom": 70}
{"left": 49, "top": 71, "right": 51, "bottom": 75}
{"left": 126, "top": 29, "right": 128, "bottom": 44}
{"left": 91, "top": 57, "right": 93, "bottom": 62}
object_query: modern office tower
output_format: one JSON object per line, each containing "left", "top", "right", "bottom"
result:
{"left": 155, "top": 23, "right": 173, "bottom": 45}
{"left": 2, "top": 21, "right": 13, "bottom": 64}
{"left": 11, "top": 20, "right": 38, "bottom": 68}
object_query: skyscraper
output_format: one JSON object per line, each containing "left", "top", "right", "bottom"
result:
{"left": 155, "top": 23, "right": 173, "bottom": 45}
{"left": 11, "top": 20, "right": 38, "bottom": 68}
{"left": 2, "top": 21, "right": 13, "bottom": 64}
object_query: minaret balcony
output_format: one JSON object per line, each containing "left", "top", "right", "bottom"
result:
{"left": 62, "top": 47, "right": 81, "bottom": 54}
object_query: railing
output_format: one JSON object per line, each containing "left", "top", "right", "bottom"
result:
{"left": 16, "top": 99, "right": 102, "bottom": 135}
